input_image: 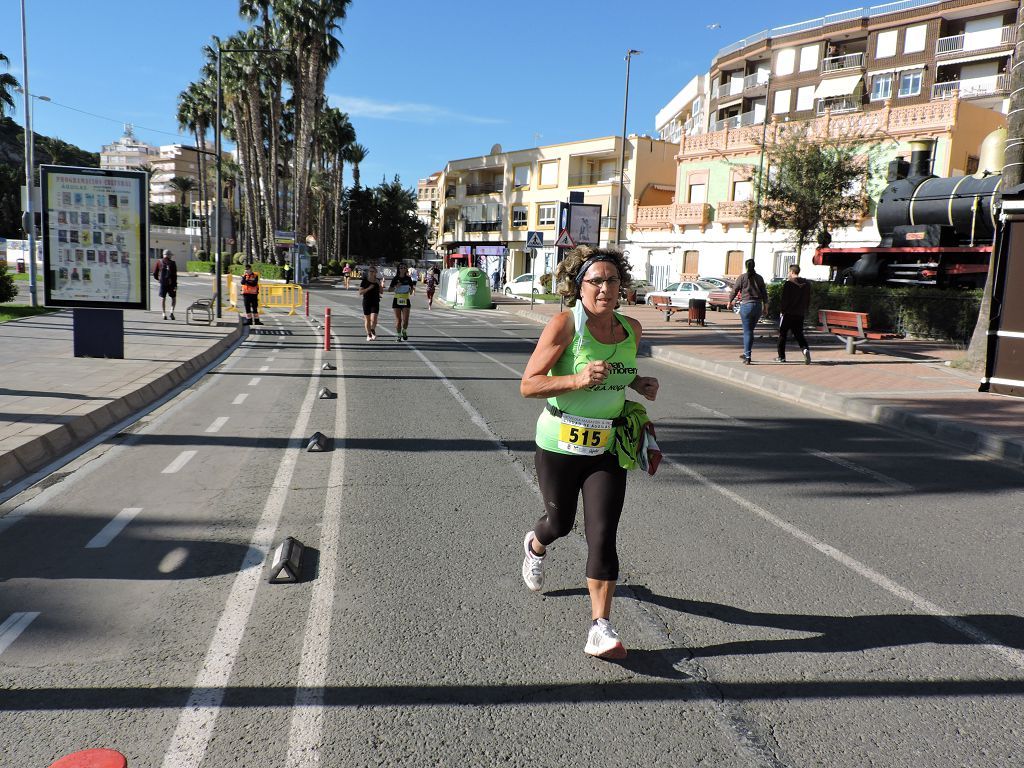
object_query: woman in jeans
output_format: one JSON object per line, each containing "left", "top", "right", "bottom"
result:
{"left": 727, "top": 259, "right": 767, "bottom": 364}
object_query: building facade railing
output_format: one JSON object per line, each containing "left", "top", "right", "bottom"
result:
{"left": 715, "top": 201, "right": 754, "bottom": 230}
{"left": 936, "top": 25, "right": 1014, "bottom": 55}
{"left": 931, "top": 73, "right": 1009, "bottom": 100}
{"left": 822, "top": 52, "right": 865, "bottom": 73}
{"left": 463, "top": 220, "right": 502, "bottom": 232}
{"left": 630, "top": 203, "right": 711, "bottom": 232}
{"left": 465, "top": 181, "right": 504, "bottom": 196}
{"left": 743, "top": 72, "right": 770, "bottom": 91}
{"left": 712, "top": 109, "right": 764, "bottom": 132}
{"left": 816, "top": 95, "right": 863, "bottom": 115}
{"left": 568, "top": 172, "right": 619, "bottom": 186}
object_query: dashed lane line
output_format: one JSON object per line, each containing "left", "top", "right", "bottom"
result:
{"left": 205, "top": 417, "right": 230, "bottom": 434}
{"left": 161, "top": 450, "right": 197, "bottom": 474}
{"left": 0, "top": 612, "right": 40, "bottom": 656}
{"left": 259, "top": 366, "right": 270, "bottom": 372}
{"left": 248, "top": 377, "right": 262, "bottom": 386}
{"left": 85, "top": 507, "right": 143, "bottom": 549}
{"left": 805, "top": 448, "right": 914, "bottom": 493}
{"left": 232, "top": 394, "right": 249, "bottom": 405}
{"left": 686, "top": 402, "right": 745, "bottom": 425}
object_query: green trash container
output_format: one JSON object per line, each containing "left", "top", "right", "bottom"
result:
{"left": 454, "top": 267, "right": 493, "bottom": 309}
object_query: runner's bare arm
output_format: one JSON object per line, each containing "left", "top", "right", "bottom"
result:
{"left": 521, "top": 312, "right": 608, "bottom": 398}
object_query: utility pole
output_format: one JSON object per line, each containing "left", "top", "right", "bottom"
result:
{"left": 19, "top": 0, "right": 37, "bottom": 307}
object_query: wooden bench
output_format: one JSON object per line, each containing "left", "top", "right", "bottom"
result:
{"left": 817, "top": 309, "right": 899, "bottom": 354}
{"left": 649, "top": 295, "right": 683, "bottom": 321}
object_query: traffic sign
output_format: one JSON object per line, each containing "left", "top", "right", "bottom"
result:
{"left": 526, "top": 230, "right": 544, "bottom": 249}
{"left": 554, "top": 228, "right": 575, "bottom": 248}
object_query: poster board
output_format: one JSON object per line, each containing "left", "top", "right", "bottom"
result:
{"left": 40, "top": 165, "right": 148, "bottom": 310}
{"left": 557, "top": 202, "right": 602, "bottom": 247}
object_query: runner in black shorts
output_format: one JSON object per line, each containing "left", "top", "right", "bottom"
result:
{"left": 388, "top": 264, "right": 415, "bottom": 341}
{"left": 359, "top": 266, "right": 382, "bottom": 341}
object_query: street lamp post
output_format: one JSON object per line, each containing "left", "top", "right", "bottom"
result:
{"left": 750, "top": 74, "right": 774, "bottom": 264}
{"left": 614, "top": 49, "right": 641, "bottom": 248}
{"left": 213, "top": 42, "right": 288, "bottom": 317}
{"left": 18, "top": 0, "right": 39, "bottom": 307}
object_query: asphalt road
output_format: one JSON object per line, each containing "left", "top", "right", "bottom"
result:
{"left": 1, "top": 284, "right": 1022, "bottom": 767}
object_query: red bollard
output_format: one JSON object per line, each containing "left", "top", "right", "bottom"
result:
{"left": 324, "top": 307, "right": 331, "bottom": 351}
{"left": 49, "top": 749, "right": 127, "bottom": 768}
{"left": 305, "top": 292, "right": 310, "bottom": 318}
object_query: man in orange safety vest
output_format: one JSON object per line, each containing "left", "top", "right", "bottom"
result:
{"left": 240, "top": 263, "right": 262, "bottom": 325}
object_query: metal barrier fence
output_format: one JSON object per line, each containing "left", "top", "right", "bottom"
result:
{"left": 222, "top": 274, "right": 304, "bottom": 315}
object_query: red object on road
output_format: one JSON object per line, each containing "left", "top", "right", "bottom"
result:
{"left": 49, "top": 749, "right": 127, "bottom": 768}
{"left": 305, "top": 292, "right": 310, "bottom": 318}
{"left": 324, "top": 307, "right": 331, "bottom": 351}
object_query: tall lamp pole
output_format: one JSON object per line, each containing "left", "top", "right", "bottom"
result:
{"left": 615, "top": 49, "right": 641, "bottom": 248}
{"left": 214, "top": 42, "right": 288, "bottom": 317}
{"left": 19, "top": 0, "right": 38, "bottom": 307}
{"left": 750, "top": 73, "right": 773, "bottom": 263}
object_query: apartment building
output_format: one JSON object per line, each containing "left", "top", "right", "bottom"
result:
{"left": 437, "top": 136, "right": 678, "bottom": 280}
{"left": 416, "top": 171, "right": 442, "bottom": 244}
{"left": 99, "top": 125, "right": 158, "bottom": 173}
{"left": 148, "top": 144, "right": 207, "bottom": 206}
{"left": 642, "top": 0, "right": 1012, "bottom": 286}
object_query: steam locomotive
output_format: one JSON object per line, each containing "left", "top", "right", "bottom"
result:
{"left": 814, "top": 135, "right": 1003, "bottom": 288}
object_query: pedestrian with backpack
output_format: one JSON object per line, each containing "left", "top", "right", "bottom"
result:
{"left": 153, "top": 250, "right": 178, "bottom": 320}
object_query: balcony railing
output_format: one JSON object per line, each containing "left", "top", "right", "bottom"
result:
{"left": 822, "top": 52, "right": 865, "bottom": 73}
{"left": 465, "top": 181, "right": 503, "bottom": 196}
{"left": 601, "top": 215, "right": 617, "bottom": 228}
{"left": 630, "top": 203, "right": 711, "bottom": 232}
{"left": 445, "top": 186, "right": 456, "bottom": 197}
{"left": 931, "top": 74, "right": 1009, "bottom": 100}
{"left": 936, "top": 24, "right": 1014, "bottom": 55}
{"left": 463, "top": 220, "right": 502, "bottom": 232}
{"left": 712, "top": 109, "right": 764, "bottom": 132}
{"left": 816, "top": 95, "right": 862, "bottom": 115}
{"left": 742, "top": 72, "right": 769, "bottom": 91}
{"left": 568, "top": 172, "right": 620, "bottom": 186}
{"left": 716, "top": 201, "right": 753, "bottom": 230}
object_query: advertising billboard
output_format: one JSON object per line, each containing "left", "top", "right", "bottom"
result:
{"left": 40, "top": 165, "right": 148, "bottom": 310}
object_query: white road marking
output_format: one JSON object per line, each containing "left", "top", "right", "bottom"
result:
{"left": 232, "top": 394, "right": 249, "bottom": 405}
{"left": 806, "top": 448, "right": 914, "bottom": 492}
{"left": 161, "top": 325, "right": 325, "bottom": 768}
{"left": 248, "top": 377, "right": 261, "bottom": 386}
{"left": 687, "top": 402, "right": 745, "bottom": 425}
{"left": 266, "top": 357, "right": 276, "bottom": 362}
{"left": 205, "top": 417, "right": 230, "bottom": 434}
{"left": 259, "top": 366, "right": 270, "bottom": 372}
{"left": 0, "top": 612, "right": 40, "bottom": 656}
{"left": 426, "top": 324, "right": 523, "bottom": 377}
{"left": 285, "top": 343, "right": 347, "bottom": 766}
{"left": 161, "top": 450, "right": 197, "bottom": 474}
{"left": 664, "top": 455, "right": 1024, "bottom": 672}
{"left": 85, "top": 507, "right": 143, "bottom": 549}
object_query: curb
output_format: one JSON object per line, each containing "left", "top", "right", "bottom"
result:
{"left": 503, "top": 307, "right": 1024, "bottom": 469}
{"left": 0, "top": 323, "right": 245, "bottom": 492}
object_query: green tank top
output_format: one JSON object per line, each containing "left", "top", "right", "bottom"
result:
{"left": 535, "top": 304, "right": 638, "bottom": 454}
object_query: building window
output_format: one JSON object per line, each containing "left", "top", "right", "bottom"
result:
{"left": 725, "top": 250, "right": 744, "bottom": 276}
{"left": 537, "top": 204, "right": 556, "bottom": 226}
{"left": 732, "top": 180, "right": 753, "bottom": 202}
{"left": 904, "top": 24, "right": 927, "bottom": 54}
{"left": 683, "top": 250, "right": 699, "bottom": 275}
{"left": 539, "top": 161, "right": 558, "bottom": 187}
{"left": 513, "top": 165, "right": 530, "bottom": 187}
{"left": 773, "top": 89, "right": 791, "bottom": 114}
{"left": 799, "top": 44, "right": 818, "bottom": 72}
{"left": 775, "top": 48, "right": 795, "bottom": 76}
{"left": 898, "top": 69, "right": 923, "bottom": 97}
{"left": 876, "top": 29, "right": 898, "bottom": 58}
{"left": 796, "top": 85, "right": 815, "bottom": 112}
{"left": 966, "top": 155, "right": 980, "bottom": 175}
{"left": 511, "top": 206, "right": 528, "bottom": 228}
{"left": 870, "top": 74, "right": 893, "bottom": 101}
{"left": 688, "top": 183, "right": 707, "bottom": 204}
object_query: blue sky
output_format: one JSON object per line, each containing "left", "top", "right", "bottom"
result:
{"left": 3, "top": 0, "right": 857, "bottom": 191}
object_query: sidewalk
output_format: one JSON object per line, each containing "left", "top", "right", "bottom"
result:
{"left": 497, "top": 298, "right": 1024, "bottom": 469}
{"left": 0, "top": 310, "right": 243, "bottom": 495}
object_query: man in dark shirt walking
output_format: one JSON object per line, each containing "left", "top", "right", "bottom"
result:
{"left": 776, "top": 264, "right": 812, "bottom": 364}
{"left": 154, "top": 250, "right": 178, "bottom": 320}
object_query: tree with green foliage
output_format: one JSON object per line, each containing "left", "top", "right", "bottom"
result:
{"left": 343, "top": 176, "right": 426, "bottom": 263}
{"left": 168, "top": 176, "right": 197, "bottom": 227}
{"left": 749, "top": 127, "right": 878, "bottom": 267}
{"left": 0, "top": 52, "right": 20, "bottom": 118}
{"left": 0, "top": 261, "right": 17, "bottom": 303}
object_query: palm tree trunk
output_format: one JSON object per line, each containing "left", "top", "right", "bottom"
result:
{"left": 233, "top": 101, "right": 262, "bottom": 262}
{"left": 332, "top": 159, "right": 344, "bottom": 261}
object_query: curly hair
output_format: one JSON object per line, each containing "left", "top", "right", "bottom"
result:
{"left": 553, "top": 246, "right": 632, "bottom": 306}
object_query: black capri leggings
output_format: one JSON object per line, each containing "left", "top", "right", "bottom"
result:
{"left": 533, "top": 447, "right": 627, "bottom": 581}
{"left": 243, "top": 294, "right": 259, "bottom": 314}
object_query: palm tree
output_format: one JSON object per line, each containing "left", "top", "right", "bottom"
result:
{"left": 168, "top": 176, "right": 197, "bottom": 228}
{"left": 178, "top": 79, "right": 216, "bottom": 253}
{"left": 315, "top": 107, "right": 355, "bottom": 261}
{"left": 345, "top": 143, "right": 368, "bottom": 189}
{"left": 0, "top": 52, "right": 20, "bottom": 117}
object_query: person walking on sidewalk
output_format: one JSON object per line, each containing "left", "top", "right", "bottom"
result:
{"left": 359, "top": 266, "right": 383, "bottom": 340}
{"left": 240, "top": 263, "right": 262, "bottom": 326}
{"left": 389, "top": 263, "right": 415, "bottom": 341}
{"left": 519, "top": 246, "right": 659, "bottom": 660}
{"left": 775, "top": 264, "right": 812, "bottom": 364}
{"left": 153, "top": 250, "right": 178, "bottom": 320}
{"left": 728, "top": 259, "right": 767, "bottom": 365}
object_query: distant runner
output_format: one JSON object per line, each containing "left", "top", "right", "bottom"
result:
{"left": 389, "top": 263, "right": 415, "bottom": 341}
{"left": 424, "top": 268, "right": 438, "bottom": 310}
{"left": 359, "top": 266, "right": 383, "bottom": 341}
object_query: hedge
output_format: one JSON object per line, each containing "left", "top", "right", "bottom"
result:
{"left": 764, "top": 282, "right": 982, "bottom": 343}
{"left": 187, "top": 260, "right": 215, "bottom": 274}
{"left": 228, "top": 262, "right": 285, "bottom": 280}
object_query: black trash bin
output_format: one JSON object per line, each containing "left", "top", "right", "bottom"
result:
{"left": 688, "top": 298, "right": 706, "bottom": 326}
{"left": 16, "top": 258, "right": 25, "bottom": 274}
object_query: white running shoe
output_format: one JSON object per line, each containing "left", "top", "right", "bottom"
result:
{"left": 585, "top": 619, "right": 627, "bottom": 660}
{"left": 366, "top": 334, "right": 372, "bottom": 341}
{"left": 521, "top": 532, "right": 545, "bottom": 592}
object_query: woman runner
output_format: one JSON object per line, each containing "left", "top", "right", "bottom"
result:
{"left": 424, "top": 268, "right": 438, "bottom": 309}
{"left": 389, "top": 264, "right": 415, "bottom": 341}
{"left": 519, "top": 246, "right": 659, "bottom": 659}
{"left": 359, "top": 266, "right": 383, "bottom": 340}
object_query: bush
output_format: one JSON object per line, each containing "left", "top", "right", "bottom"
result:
{"left": 326, "top": 259, "right": 343, "bottom": 276}
{"left": 195, "top": 250, "right": 209, "bottom": 262}
{"left": 233, "top": 252, "right": 247, "bottom": 265}
{"left": 0, "top": 262, "right": 16, "bottom": 303}
{"left": 229, "top": 262, "right": 285, "bottom": 280}
{"left": 539, "top": 273, "right": 553, "bottom": 291}
{"left": 764, "top": 282, "right": 981, "bottom": 343}
{"left": 186, "top": 260, "right": 214, "bottom": 274}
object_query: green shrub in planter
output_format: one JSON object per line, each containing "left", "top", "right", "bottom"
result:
{"left": 326, "top": 259, "right": 342, "bottom": 276}
{"left": 195, "top": 250, "right": 209, "bottom": 262}
{"left": 186, "top": 260, "right": 215, "bottom": 274}
{"left": 539, "top": 273, "right": 552, "bottom": 291}
{"left": 233, "top": 252, "right": 247, "bottom": 265}
{"left": 229, "top": 262, "right": 284, "bottom": 280}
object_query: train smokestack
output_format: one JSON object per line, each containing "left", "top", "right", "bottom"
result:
{"left": 909, "top": 139, "right": 935, "bottom": 178}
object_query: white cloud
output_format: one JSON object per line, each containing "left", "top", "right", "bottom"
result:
{"left": 329, "top": 95, "right": 503, "bottom": 125}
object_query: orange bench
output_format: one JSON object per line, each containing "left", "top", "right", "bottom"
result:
{"left": 648, "top": 295, "right": 683, "bottom": 321}
{"left": 817, "top": 309, "right": 899, "bottom": 354}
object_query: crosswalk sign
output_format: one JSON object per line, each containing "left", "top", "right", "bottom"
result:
{"left": 526, "top": 231, "right": 544, "bottom": 249}
{"left": 554, "top": 228, "right": 575, "bottom": 248}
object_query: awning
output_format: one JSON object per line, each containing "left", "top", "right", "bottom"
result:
{"left": 814, "top": 74, "right": 863, "bottom": 99}
{"left": 936, "top": 50, "right": 1009, "bottom": 67}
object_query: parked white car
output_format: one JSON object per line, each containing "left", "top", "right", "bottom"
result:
{"left": 645, "top": 280, "right": 719, "bottom": 307}
{"left": 502, "top": 273, "right": 543, "bottom": 296}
